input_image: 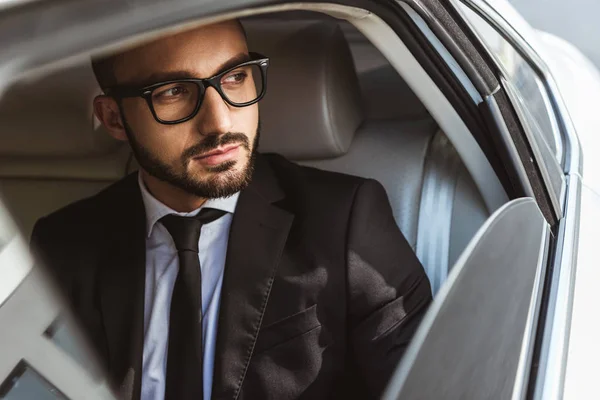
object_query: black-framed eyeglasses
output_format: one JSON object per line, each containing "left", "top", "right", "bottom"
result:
{"left": 105, "top": 52, "right": 269, "bottom": 125}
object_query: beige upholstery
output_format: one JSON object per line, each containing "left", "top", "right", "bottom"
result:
{"left": 246, "top": 21, "right": 363, "bottom": 159}
{"left": 343, "top": 26, "right": 430, "bottom": 121}
{"left": 0, "top": 65, "right": 119, "bottom": 157}
{"left": 0, "top": 65, "right": 130, "bottom": 236}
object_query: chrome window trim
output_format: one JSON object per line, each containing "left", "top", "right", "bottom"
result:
{"left": 533, "top": 174, "right": 581, "bottom": 400}
{"left": 562, "top": 185, "right": 600, "bottom": 398}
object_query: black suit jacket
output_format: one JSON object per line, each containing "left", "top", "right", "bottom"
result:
{"left": 31, "top": 153, "right": 432, "bottom": 400}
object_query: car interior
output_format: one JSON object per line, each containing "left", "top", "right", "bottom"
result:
{"left": 0, "top": 10, "right": 497, "bottom": 296}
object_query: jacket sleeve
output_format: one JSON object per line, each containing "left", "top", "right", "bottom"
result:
{"left": 346, "top": 179, "right": 432, "bottom": 397}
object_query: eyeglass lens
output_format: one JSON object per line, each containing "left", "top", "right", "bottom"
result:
{"left": 150, "top": 64, "right": 264, "bottom": 122}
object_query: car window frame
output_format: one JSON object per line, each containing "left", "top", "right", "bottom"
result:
{"left": 449, "top": 1, "right": 583, "bottom": 399}
{"left": 453, "top": 1, "right": 566, "bottom": 213}
{"left": 401, "top": 0, "right": 561, "bottom": 226}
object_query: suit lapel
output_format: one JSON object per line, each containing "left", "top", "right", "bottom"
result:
{"left": 98, "top": 173, "right": 146, "bottom": 400}
{"left": 211, "top": 156, "right": 293, "bottom": 400}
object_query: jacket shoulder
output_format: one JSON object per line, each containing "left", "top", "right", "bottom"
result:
{"left": 262, "top": 153, "right": 368, "bottom": 194}
{"left": 260, "top": 153, "right": 385, "bottom": 228}
{"left": 33, "top": 173, "right": 138, "bottom": 236}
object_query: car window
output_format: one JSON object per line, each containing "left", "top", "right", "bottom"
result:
{"left": 44, "top": 317, "right": 97, "bottom": 374}
{"left": 0, "top": 362, "right": 67, "bottom": 400}
{"left": 457, "top": 3, "right": 563, "bottom": 166}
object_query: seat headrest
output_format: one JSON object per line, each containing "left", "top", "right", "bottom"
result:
{"left": 0, "top": 65, "right": 120, "bottom": 157}
{"left": 245, "top": 21, "right": 363, "bottom": 160}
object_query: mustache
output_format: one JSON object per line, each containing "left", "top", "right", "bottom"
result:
{"left": 182, "top": 132, "right": 250, "bottom": 161}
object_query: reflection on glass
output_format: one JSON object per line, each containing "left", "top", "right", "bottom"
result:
{"left": 0, "top": 361, "right": 67, "bottom": 400}
{"left": 458, "top": 3, "right": 562, "bottom": 162}
{"left": 44, "top": 317, "right": 96, "bottom": 377}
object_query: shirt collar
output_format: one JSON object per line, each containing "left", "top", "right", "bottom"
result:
{"left": 138, "top": 172, "right": 240, "bottom": 238}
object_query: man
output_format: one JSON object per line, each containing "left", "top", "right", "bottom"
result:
{"left": 31, "top": 19, "right": 432, "bottom": 400}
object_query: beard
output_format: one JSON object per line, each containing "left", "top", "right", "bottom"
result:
{"left": 124, "top": 122, "right": 260, "bottom": 199}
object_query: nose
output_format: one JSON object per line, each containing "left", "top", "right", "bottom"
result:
{"left": 194, "top": 86, "right": 233, "bottom": 136}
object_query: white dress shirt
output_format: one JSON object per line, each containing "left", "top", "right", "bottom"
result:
{"left": 138, "top": 173, "right": 239, "bottom": 400}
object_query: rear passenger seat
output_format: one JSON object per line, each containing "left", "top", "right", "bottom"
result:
{"left": 0, "top": 64, "right": 130, "bottom": 237}
{"left": 0, "top": 19, "right": 489, "bottom": 295}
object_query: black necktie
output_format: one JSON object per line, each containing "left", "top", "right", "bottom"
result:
{"left": 161, "top": 208, "right": 226, "bottom": 400}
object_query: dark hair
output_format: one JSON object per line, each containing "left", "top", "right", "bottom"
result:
{"left": 91, "top": 19, "right": 247, "bottom": 92}
{"left": 91, "top": 53, "right": 119, "bottom": 92}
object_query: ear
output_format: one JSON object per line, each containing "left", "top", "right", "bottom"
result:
{"left": 93, "top": 95, "right": 128, "bottom": 141}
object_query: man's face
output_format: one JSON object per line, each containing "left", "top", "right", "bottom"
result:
{"left": 102, "top": 21, "right": 259, "bottom": 199}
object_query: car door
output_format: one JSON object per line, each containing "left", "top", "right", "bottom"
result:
{"left": 383, "top": 197, "right": 549, "bottom": 399}
{"left": 450, "top": 2, "right": 582, "bottom": 398}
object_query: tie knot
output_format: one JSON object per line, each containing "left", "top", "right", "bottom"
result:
{"left": 161, "top": 208, "right": 226, "bottom": 252}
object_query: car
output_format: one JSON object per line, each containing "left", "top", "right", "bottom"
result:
{"left": 0, "top": 0, "right": 598, "bottom": 398}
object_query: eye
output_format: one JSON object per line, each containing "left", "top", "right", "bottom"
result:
{"left": 154, "top": 84, "right": 189, "bottom": 99}
{"left": 221, "top": 70, "right": 248, "bottom": 86}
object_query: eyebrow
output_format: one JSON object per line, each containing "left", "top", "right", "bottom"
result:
{"left": 127, "top": 52, "right": 251, "bottom": 88}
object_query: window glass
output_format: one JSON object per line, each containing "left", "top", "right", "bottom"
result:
{"left": 44, "top": 318, "right": 96, "bottom": 375}
{"left": 458, "top": 3, "right": 563, "bottom": 164}
{"left": 0, "top": 361, "right": 67, "bottom": 400}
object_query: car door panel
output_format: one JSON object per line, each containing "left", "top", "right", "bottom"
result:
{"left": 383, "top": 197, "right": 549, "bottom": 399}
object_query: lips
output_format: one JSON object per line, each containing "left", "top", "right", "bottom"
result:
{"left": 196, "top": 144, "right": 239, "bottom": 159}
{"left": 193, "top": 144, "right": 241, "bottom": 166}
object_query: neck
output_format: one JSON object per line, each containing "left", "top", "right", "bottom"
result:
{"left": 140, "top": 169, "right": 207, "bottom": 212}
